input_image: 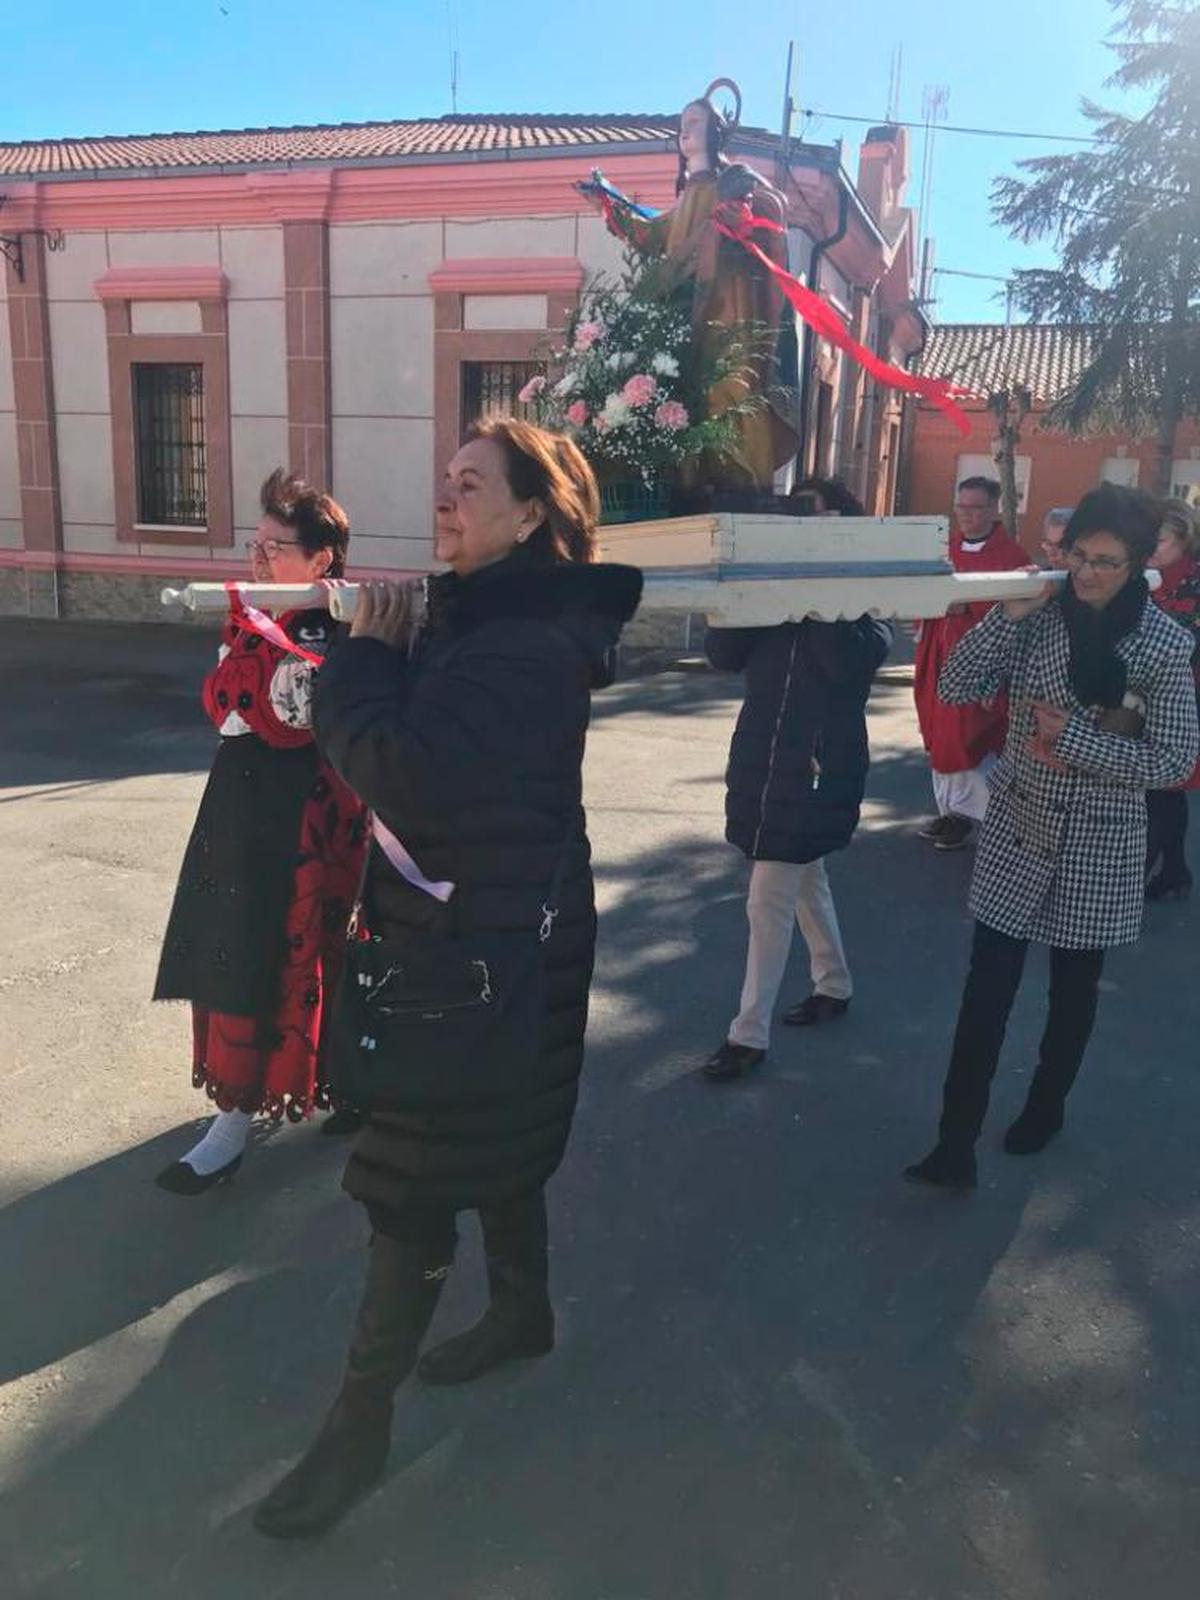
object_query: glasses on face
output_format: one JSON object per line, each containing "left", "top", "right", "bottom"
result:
{"left": 246, "top": 537, "right": 301, "bottom": 560}
{"left": 1040, "top": 539, "right": 1063, "bottom": 555}
{"left": 1066, "top": 549, "right": 1129, "bottom": 574}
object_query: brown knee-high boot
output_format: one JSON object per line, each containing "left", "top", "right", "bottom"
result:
{"left": 254, "top": 1233, "right": 454, "bottom": 1539}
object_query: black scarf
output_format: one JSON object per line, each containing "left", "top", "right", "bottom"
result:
{"left": 1059, "top": 572, "right": 1148, "bottom": 708}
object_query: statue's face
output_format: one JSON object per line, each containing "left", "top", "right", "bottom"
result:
{"left": 679, "top": 102, "right": 713, "bottom": 172}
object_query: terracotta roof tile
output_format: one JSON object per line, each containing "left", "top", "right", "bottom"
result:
{"left": 0, "top": 113, "right": 678, "bottom": 178}
{"left": 915, "top": 323, "right": 1095, "bottom": 405}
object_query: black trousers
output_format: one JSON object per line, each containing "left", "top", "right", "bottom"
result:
{"left": 367, "top": 1187, "right": 549, "bottom": 1286}
{"left": 939, "top": 920, "right": 1105, "bottom": 1150}
{"left": 1146, "top": 788, "right": 1190, "bottom": 877}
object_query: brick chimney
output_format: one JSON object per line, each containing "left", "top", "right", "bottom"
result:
{"left": 857, "top": 123, "right": 909, "bottom": 231}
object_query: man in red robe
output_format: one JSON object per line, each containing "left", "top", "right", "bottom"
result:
{"left": 914, "top": 476, "right": 1029, "bottom": 849}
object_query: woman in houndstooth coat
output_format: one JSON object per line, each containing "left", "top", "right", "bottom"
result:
{"left": 906, "top": 484, "right": 1199, "bottom": 1190}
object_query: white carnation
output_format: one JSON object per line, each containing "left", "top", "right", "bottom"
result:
{"left": 651, "top": 353, "right": 680, "bottom": 377}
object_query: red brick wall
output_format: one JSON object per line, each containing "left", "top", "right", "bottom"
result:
{"left": 906, "top": 403, "right": 1200, "bottom": 556}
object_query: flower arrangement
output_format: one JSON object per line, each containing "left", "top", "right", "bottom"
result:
{"left": 518, "top": 253, "right": 762, "bottom": 493}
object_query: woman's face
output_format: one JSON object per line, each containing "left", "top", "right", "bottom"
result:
{"left": 678, "top": 102, "right": 713, "bottom": 173}
{"left": 247, "top": 514, "right": 331, "bottom": 585}
{"left": 1151, "top": 523, "right": 1188, "bottom": 571}
{"left": 435, "top": 436, "right": 543, "bottom": 577}
{"left": 1066, "top": 530, "right": 1135, "bottom": 609}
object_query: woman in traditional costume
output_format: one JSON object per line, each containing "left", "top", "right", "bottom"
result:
{"left": 583, "top": 81, "right": 799, "bottom": 493}
{"left": 153, "top": 471, "right": 367, "bottom": 1194}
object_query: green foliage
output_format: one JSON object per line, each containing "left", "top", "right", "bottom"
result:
{"left": 992, "top": 1, "right": 1200, "bottom": 448}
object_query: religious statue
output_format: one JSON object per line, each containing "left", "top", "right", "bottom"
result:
{"left": 580, "top": 80, "right": 800, "bottom": 497}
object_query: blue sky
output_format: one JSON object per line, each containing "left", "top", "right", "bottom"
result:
{"left": 7, "top": 0, "right": 1127, "bottom": 323}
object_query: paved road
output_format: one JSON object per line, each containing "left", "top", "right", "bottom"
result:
{"left": 0, "top": 618, "right": 1196, "bottom": 1600}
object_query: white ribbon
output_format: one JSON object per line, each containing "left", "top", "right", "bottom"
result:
{"left": 371, "top": 815, "right": 455, "bottom": 903}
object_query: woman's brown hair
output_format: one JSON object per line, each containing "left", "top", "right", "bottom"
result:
{"left": 259, "top": 468, "right": 351, "bottom": 578}
{"left": 469, "top": 419, "right": 599, "bottom": 565}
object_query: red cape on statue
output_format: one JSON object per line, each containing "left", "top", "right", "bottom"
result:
{"left": 914, "top": 522, "right": 1031, "bottom": 774}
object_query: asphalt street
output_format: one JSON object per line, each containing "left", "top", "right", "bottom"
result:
{"left": 0, "top": 618, "right": 1197, "bottom": 1600}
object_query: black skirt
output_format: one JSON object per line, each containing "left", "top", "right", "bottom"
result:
{"left": 154, "top": 736, "right": 319, "bottom": 1019}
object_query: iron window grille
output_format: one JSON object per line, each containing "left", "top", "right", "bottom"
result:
{"left": 460, "top": 360, "right": 542, "bottom": 440}
{"left": 133, "top": 363, "right": 208, "bottom": 527}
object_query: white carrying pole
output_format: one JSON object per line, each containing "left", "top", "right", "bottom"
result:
{"left": 161, "top": 581, "right": 363, "bottom": 623}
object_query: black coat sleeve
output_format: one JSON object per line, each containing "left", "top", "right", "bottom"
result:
{"left": 705, "top": 625, "right": 762, "bottom": 672}
{"left": 313, "top": 623, "right": 581, "bottom": 818}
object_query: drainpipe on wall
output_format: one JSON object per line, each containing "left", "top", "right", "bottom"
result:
{"left": 797, "top": 183, "right": 850, "bottom": 475}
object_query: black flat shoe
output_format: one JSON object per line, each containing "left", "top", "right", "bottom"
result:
{"left": 154, "top": 1154, "right": 242, "bottom": 1194}
{"left": 782, "top": 994, "right": 850, "bottom": 1027}
{"left": 903, "top": 1144, "right": 977, "bottom": 1191}
{"left": 1003, "top": 1111, "right": 1063, "bottom": 1155}
{"left": 321, "top": 1107, "right": 366, "bottom": 1137}
{"left": 702, "top": 1041, "right": 765, "bottom": 1081}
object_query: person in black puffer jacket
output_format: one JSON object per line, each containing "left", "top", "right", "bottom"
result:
{"left": 702, "top": 478, "right": 893, "bottom": 1080}
{"left": 253, "top": 420, "right": 641, "bottom": 1541}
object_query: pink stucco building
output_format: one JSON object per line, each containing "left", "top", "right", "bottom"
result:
{"left": 0, "top": 112, "right": 922, "bottom": 619}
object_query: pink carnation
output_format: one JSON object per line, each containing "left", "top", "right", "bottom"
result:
{"left": 566, "top": 399, "right": 590, "bottom": 427}
{"left": 622, "top": 373, "right": 658, "bottom": 408}
{"left": 517, "top": 374, "right": 546, "bottom": 404}
{"left": 654, "top": 400, "right": 690, "bottom": 431}
{"left": 573, "top": 320, "right": 604, "bottom": 351}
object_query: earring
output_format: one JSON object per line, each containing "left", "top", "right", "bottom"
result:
{"left": 516, "top": 533, "right": 528, "bottom": 544}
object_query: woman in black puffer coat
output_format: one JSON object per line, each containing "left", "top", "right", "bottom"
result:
{"left": 702, "top": 477, "right": 892, "bottom": 1081}
{"left": 254, "top": 421, "right": 641, "bottom": 1541}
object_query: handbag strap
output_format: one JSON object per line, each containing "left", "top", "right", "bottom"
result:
{"left": 537, "top": 809, "right": 580, "bottom": 944}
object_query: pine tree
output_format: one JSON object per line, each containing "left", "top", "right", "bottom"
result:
{"left": 992, "top": 0, "right": 1200, "bottom": 495}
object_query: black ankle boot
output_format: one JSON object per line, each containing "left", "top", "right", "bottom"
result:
{"left": 253, "top": 1236, "right": 453, "bottom": 1540}
{"left": 1003, "top": 1107, "right": 1063, "bottom": 1155}
{"left": 903, "top": 1141, "right": 977, "bottom": 1191}
{"left": 417, "top": 1300, "right": 553, "bottom": 1385}
{"left": 419, "top": 1197, "right": 553, "bottom": 1385}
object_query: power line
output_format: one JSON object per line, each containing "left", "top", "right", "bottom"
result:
{"left": 799, "top": 107, "right": 1100, "bottom": 146}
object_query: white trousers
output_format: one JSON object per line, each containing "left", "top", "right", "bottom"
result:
{"left": 932, "top": 755, "right": 996, "bottom": 823}
{"left": 728, "top": 858, "right": 853, "bottom": 1051}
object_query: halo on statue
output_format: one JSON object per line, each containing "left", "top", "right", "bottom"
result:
{"left": 702, "top": 77, "right": 743, "bottom": 133}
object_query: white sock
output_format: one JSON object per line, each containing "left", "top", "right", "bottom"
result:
{"left": 180, "top": 1108, "right": 253, "bottom": 1176}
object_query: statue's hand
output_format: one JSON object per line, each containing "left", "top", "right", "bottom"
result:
{"left": 717, "top": 164, "right": 757, "bottom": 202}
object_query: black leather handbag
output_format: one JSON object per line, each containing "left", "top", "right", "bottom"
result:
{"left": 325, "top": 821, "right": 574, "bottom": 1113}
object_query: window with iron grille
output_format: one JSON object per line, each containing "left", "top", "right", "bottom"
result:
{"left": 460, "top": 360, "right": 542, "bottom": 440}
{"left": 133, "top": 363, "right": 208, "bottom": 526}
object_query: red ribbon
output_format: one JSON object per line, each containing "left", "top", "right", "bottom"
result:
{"left": 713, "top": 201, "right": 974, "bottom": 438}
{"left": 224, "top": 583, "right": 325, "bottom": 666}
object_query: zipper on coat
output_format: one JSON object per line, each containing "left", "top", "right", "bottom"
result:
{"left": 752, "top": 631, "right": 801, "bottom": 857}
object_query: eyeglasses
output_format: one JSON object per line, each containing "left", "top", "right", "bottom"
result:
{"left": 1040, "top": 539, "right": 1064, "bottom": 554}
{"left": 246, "top": 537, "right": 301, "bottom": 559}
{"left": 1066, "top": 550, "right": 1130, "bottom": 574}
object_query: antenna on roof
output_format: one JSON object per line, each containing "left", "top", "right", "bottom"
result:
{"left": 446, "top": 0, "right": 460, "bottom": 114}
{"left": 886, "top": 45, "right": 903, "bottom": 123}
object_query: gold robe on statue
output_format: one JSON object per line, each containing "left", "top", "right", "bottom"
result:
{"left": 624, "top": 169, "right": 799, "bottom": 490}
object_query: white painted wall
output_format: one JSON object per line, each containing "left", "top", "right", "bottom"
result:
{"left": 129, "top": 301, "right": 202, "bottom": 335}
{"left": 330, "top": 297, "right": 434, "bottom": 418}
{"left": 227, "top": 299, "right": 287, "bottom": 417}
{"left": 332, "top": 417, "right": 433, "bottom": 557}
{"left": 231, "top": 415, "right": 289, "bottom": 531}
{"left": 220, "top": 227, "right": 284, "bottom": 299}
{"left": 107, "top": 229, "right": 221, "bottom": 267}
{"left": 329, "top": 222, "right": 443, "bottom": 296}
{"left": 44, "top": 231, "right": 109, "bottom": 300}
{"left": 48, "top": 300, "right": 110, "bottom": 414}
{"left": 57, "top": 414, "right": 116, "bottom": 525}
{"left": 576, "top": 213, "right": 629, "bottom": 283}
{"left": 444, "top": 216, "right": 575, "bottom": 259}
{"left": 463, "top": 294, "right": 547, "bottom": 330}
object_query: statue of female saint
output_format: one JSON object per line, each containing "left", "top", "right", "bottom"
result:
{"left": 583, "top": 81, "right": 800, "bottom": 495}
